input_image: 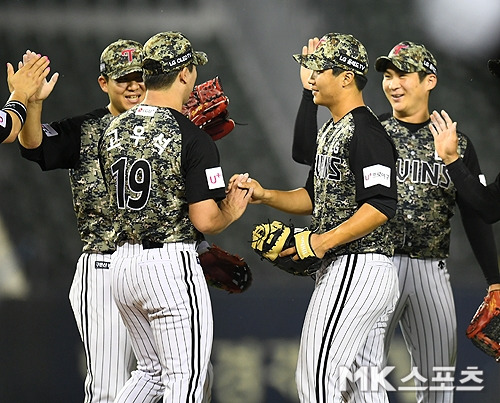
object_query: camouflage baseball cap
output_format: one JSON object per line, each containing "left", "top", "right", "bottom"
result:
{"left": 375, "top": 41, "right": 438, "bottom": 76}
{"left": 293, "top": 33, "right": 369, "bottom": 76}
{"left": 99, "top": 39, "right": 143, "bottom": 80}
{"left": 488, "top": 59, "right": 500, "bottom": 78}
{"left": 142, "top": 31, "right": 208, "bottom": 75}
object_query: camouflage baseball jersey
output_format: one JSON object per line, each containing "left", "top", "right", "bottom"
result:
{"left": 20, "top": 108, "right": 116, "bottom": 254}
{"left": 380, "top": 115, "right": 468, "bottom": 258}
{"left": 69, "top": 111, "right": 116, "bottom": 253}
{"left": 309, "top": 106, "right": 397, "bottom": 258}
{"left": 100, "top": 105, "right": 224, "bottom": 245}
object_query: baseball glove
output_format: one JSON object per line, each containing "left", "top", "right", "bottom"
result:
{"left": 466, "top": 290, "right": 500, "bottom": 362}
{"left": 182, "top": 76, "right": 235, "bottom": 140}
{"left": 197, "top": 241, "right": 252, "bottom": 294}
{"left": 251, "top": 220, "right": 321, "bottom": 276}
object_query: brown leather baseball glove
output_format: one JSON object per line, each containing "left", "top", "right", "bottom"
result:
{"left": 466, "top": 290, "right": 500, "bottom": 362}
{"left": 182, "top": 76, "right": 235, "bottom": 140}
{"left": 197, "top": 241, "right": 252, "bottom": 294}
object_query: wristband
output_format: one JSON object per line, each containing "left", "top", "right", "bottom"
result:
{"left": 3, "top": 100, "right": 27, "bottom": 128}
{"left": 294, "top": 230, "right": 317, "bottom": 259}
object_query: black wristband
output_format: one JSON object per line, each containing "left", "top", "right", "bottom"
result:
{"left": 3, "top": 100, "right": 27, "bottom": 127}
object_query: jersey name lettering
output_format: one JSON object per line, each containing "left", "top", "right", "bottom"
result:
{"left": 396, "top": 158, "right": 451, "bottom": 188}
{"left": 315, "top": 154, "right": 341, "bottom": 181}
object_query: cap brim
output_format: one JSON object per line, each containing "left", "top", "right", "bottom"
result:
{"left": 488, "top": 59, "right": 500, "bottom": 78}
{"left": 194, "top": 51, "right": 208, "bottom": 66}
{"left": 108, "top": 67, "right": 143, "bottom": 80}
{"left": 374, "top": 56, "right": 391, "bottom": 72}
{"left": 293, "top": 53, "right": 330, "bottom": 71}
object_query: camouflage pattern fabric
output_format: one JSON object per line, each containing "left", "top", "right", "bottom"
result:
{"left": 375, "top": 41, "right": 438, "bottom": 76}
{"left": 100, "top": 105, "right": 200, "bottom": 245}
{"left": 142, "top": 31, "right": 208, "bottom": 75}
{"left": 99, "top": 39, "right": 143, "bottom": 80}
{"left": 381, "top": 116, "right": 467, "bottom": 258}
{"left": 68, "top": 112, "right": 116, "bottom": 253}
{"left": 310, "top": 109, "right": 394, "bottom": 258}
{"left": 293, "top": 32, "right": 368, "bottom": 76}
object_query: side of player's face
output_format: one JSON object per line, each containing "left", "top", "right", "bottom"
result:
{"left": 308, "top": 69, "right": 340, "bottom": 107}
{"left": 107, "top": 72, "right": 146, "bottom": 114}
{"left": 382, "top": 68, "right": 428, "bottom": 119}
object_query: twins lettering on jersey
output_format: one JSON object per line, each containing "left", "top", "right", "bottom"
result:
{"left": 396, "top": 157, "right": 451, "bottom": 188}
{"left": 315, "top": 153, "right": 392, "bottom": 189}
{"left": 315, "top": 154, "right": 341, "bottom": 181}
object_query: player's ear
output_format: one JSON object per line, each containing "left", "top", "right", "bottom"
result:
{"left": 426, "top": 73, "right": 437, "bottom": 90}
{"left": 179, "top": 67, "right": 191, "bottom": 84}
{"left": 343, "top": 71, "right": 355, "bottom": 86}
{"left": 98, "top": 75, "right": 109, "bottom": 94}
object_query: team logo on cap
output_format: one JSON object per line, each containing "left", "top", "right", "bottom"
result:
{"left": 392, "top": 44, "right": 409, "bottom": 55}
{"left": 121, "top": 48, "right": 137, "bottom": 62}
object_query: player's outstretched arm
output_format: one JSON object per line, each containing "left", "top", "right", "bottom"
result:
{"left": 3, "top": 53, "right": 51, "bottom": 143}
{"left": 18, "top": 50, "right": 59, "bottom": 149}
{"left": 228, "top": 173, "right": 313, "bottom": 215}
{"left": 189, "top": 174, "right": 253, "bottom": 235}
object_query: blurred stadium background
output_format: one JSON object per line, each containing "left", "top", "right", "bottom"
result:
{"left": 1, "top": 0, "right": 500, "bottom": 401}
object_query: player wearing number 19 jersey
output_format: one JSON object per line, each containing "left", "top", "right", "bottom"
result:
{"left": 99, "top": 31, "right": 251, "bottom": 403}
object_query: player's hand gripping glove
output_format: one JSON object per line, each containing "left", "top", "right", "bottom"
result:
{"left": 466, "top": 290, "right": 500, "bottom": 362}
{"left": 197, "top": 241, "right": 252, "bottom": 294}
{"left": 251, "top": 220, "right": 321, "bottom": 276}
{"left": 182, "top": 76, "right": 235, "bottom": 140}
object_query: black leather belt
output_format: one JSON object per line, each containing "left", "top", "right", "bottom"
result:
{"left": 142, "top": 239, "right": 164, "bottom": 249}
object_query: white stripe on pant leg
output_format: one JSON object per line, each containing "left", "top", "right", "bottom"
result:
{"left": 69, "top": 252, "right": 135, "bottom": 403}
{"left": 112, "top": 243, "right": 165, "bottom": 403}
{"left": 399, "top": 257, "right": 456, "bottom": 403}
{"left": 112, "top": 242, "right": 212, "bottom": 403}
{"left": 296, "top": 254, "right": 398, "bottom": 403}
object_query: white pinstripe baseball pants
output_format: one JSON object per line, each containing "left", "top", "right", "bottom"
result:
{"left": 111, "top": 242, "right": 213, "bottom": 403}
{"left": 296, "top": 253, "right": 399, "bottom": 403}
{"left": 350, "top": 255, "right": 456, "bottom": 403}
{"left": 389, "top": 255, "right": 456, "bottom": 402}
{"left": 69, "top": 252, "right": 135, "bottom": 403}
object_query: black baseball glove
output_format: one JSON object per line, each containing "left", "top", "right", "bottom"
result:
{"left": 251, "top": 220, "right": 320, "bottom": 276}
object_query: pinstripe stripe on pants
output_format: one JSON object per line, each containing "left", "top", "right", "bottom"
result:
{"left": 388, "top": 255, "right": 456, "bottom": 403}
{"left": 69, "top": 252, "right": 136, "bottom": 403}
{"left": 296, "top": 253, "right": 399, "bottom": 403}
{"left": 111, "top": 242, "right": 213, "bottom": 403}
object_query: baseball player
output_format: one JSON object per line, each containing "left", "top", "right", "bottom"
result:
{"left": 233, "top": 33, "right": 399, "bottom": 402}
{"left": 1, "top": 53, "right": 51, "bottom": 143}
{"left": 430, "top": 59, "right": 500, "bottom": 224}
{"left": 18, "top": 40, "right": 145, "bottom": 403}
{"left": 98, "top": 31, "right": 252, "bottom": 403}
{"left": 292, "top": 40, "right": 500, "bottom": 402}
